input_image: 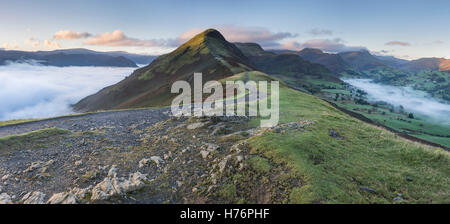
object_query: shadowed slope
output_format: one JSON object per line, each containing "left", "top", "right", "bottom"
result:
{"left": 298, "top": 48, "right": 351, "bottom": 73}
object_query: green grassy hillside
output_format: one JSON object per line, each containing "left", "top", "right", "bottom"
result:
{"left": 235, "top": 43, "right": 341, "bottom": 94}
{"left": 298, "top": 48, "right": 351, "bottom": 73}
{"left": 229, "top": 71, "right": 449, "bottom": 203}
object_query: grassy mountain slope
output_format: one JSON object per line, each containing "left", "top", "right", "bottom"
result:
{"left": 74, "top": 29, "right": 253, "bottom": 112}
{"left": 235, "top": 43, "right": 341, "bottom": 94}
{"left": 233, "top": 71, "right": 449, "bottom": 203}
{"left": 338, "top": 50, "right": 387, "bottom": 71}
{"left": 298, "top": 48, "right": 351, "bottom": 73}
{"left": 233, "top": 42, "right": 273, "bottom": 57}
{"left": 375, "top": 55, "right": 409, "bottom": 67}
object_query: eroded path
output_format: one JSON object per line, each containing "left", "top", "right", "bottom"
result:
{"left": 0, "top": 108, "right": 171, "bottom": 137}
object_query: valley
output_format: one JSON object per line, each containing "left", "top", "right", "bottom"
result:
{"left": 316, "top": 79, "right": 450, "bottom": 148}
{"left": 0, "top": 28, "right": 448, "bottom": 204}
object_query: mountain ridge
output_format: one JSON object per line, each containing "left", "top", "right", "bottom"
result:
{"left": 74, "top": 29, "right": 254, "bottom": 112}
{"left": 298, "top": 48, "right": 352, "bottom": 73}
{"left": 0, "top": 49, "right": 139, "bottom": 67}
{"left": 399, "top": 57, "right": 450, "bottom": 72}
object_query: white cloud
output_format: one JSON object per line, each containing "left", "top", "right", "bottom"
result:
{"left": 24, "top": 38, "right": 40, "bottom": 47}
{"left": 83, "top": 30, "right": 164, "bottom": 47}
{"left": 51, "top": 26, "right": 364, "bottom": 54}
{"left": 44, "top": 40, "right": 62, "bottom": 49}
{"left": 279, "top": 38, "right": 367, "bottom": 53}
{"left": 2, "top": 42, "right": 19, "bottom": 49}
{"left": 280, "top": 40, "right": 302, "bottom": 50}
{"left": 371, "top": 49, "right": 393, "bottom": 56}
{"left": 385, "top": 41, "right": 411, "bottom": 46}
{"left": 308, "top": 28, "right": 333, "bottom": 36}
{"left": 53, "top": 30, "right": 92, "bottom": 40}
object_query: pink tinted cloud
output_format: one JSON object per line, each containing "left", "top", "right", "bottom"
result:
{"left": 24, "top": 38, "right": 40, "bottom": 47}
{"left": 385, "top": 41, "right": 411, "bottom": 46}
{"left": 44, "top": 40, "right": 61, "bottom": 49}
{"left": 83, "top": 30, "right": 164, "bottom": 47}
{"left": 2, "top": 41, "right": 19, "bottom": 49}
{"left": 53, "top": 30, "right": 92, "bottom": 40}
{"left": 280, "top": 38, "right": 366, "bottom": 53}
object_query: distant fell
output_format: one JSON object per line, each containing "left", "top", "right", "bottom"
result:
{"left": 399, "top": 57, "right": 450, "bottom": 72}
{"left": 338, "top": 50, "right": 386, "bottom": 71}
{"left": 298, "top": 48, "right": 351, "bottom": 73}
{"left": 0, "top": 49, "right": 138, "bottom": 67}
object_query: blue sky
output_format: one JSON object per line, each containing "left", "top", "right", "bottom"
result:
{"left": 0, "top": 0, "right": 449, "bottom": 59}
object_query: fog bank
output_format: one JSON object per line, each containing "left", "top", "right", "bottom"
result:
{"left": 0, "top": 62, "right": 136, "bottom": 121}
{"left": 345, "top": 79, "right": 450, "bottom": 125}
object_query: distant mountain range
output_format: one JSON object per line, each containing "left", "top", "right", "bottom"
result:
{"left": 0, "top": 48, "right": 157, "bottom": 67}
{"left": 74, "top": 29, "right": 335, "bottom": 112}
{"left": 288, "top": 48, "right": 450, "bottom": 74}
{"left": 234, "top": 43, "right": 337, "bottom": 83}
{"left": 397, "top": 57, "right": 450, "bottom": 72}
{"left": 297, "top": 48, "right": 351, "bottom": 73}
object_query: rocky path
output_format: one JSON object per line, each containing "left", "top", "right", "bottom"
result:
{"left": 0, "top": 108, "right": 174, "bottom": 204}
{"left": 0, "top": 108, "right": 171, "bottom": 137}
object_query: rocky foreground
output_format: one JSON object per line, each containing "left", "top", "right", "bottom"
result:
{"left": 0, "top": 109, "right": 313, "bottom": 204}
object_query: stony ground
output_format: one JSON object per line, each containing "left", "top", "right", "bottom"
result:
{"left": 0, "top": 108, "right": 312, "bottom": 204}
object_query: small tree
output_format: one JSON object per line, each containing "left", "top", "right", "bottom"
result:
{"left": 408, "top": 113, "right": 414, "bottom": 119}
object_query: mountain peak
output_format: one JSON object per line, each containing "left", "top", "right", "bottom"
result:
{"left": 184, "top": 29, "right": 226, "bottom": 47}
{"left": 175, "top": 28, "right": 249, "bottom": 63}
{"left": 74, "top": 28, "right": 253, "bottom": 111}
{"left": 201, "top": 29, "right": 226, "bottom": 39}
